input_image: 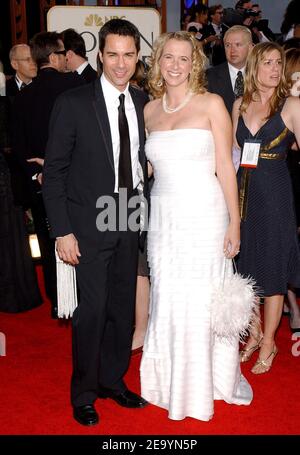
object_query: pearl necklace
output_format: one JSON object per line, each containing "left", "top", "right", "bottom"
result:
{"left": 162, "top": 91, "right": 193, "bottom": 114}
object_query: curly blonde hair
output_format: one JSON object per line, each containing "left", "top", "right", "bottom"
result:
{"left": 147, "top": 31, "right": 207, "bottom": 99}
{"left": 240, "top": 42, "right": 289, "bottom": 119}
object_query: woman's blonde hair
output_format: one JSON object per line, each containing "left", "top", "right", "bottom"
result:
{"left": 240, "top": 42, "right": 289, "bottom": 119}
{"left": 285, "top": 47, "right": 300, "bottom": 88}
{"left": 147, "top": 31, "right": 207, "bottom": 99}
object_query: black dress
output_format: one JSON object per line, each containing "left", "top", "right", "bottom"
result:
{"left": 0, "top": 97, "right": 42, "bottom": 312}
{"left": 236, "top": 104, "right": 300, "bottom": 296}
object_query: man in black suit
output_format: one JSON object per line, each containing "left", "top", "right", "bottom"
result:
{"left": 204, "top": 4, "right": 229, "bottom": 66}
{"left": 251, "top": 4, "right": 276, "bottom": 43}
{"left": 206, "top": 25, "right": 253, "bottom": 115}
{"left": 62, "top": 28, "right": 98, "bottom": 83}
{"left": 12, "top": 32, "right": 84, "bottom": 318}
{"left": 43, "top": 19, "right": 149, "bottom": 426}
{"left": 6, "top": 44, "right": 37, "bottom": 96}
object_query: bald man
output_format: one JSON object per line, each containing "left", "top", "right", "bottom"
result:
{"left": 6, "top": 44, "right": 37, "bottom": 96}
{"left": 206, "top": 25, "right": 253, "bottom": 114}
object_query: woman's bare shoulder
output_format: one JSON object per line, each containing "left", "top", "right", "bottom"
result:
{"left": 284, "top": 95, "right": 300, "bottom": 110}
{"left": 195, "top": 91, "right": 227, "bottom": 110}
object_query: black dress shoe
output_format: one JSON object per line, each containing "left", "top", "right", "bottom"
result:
{"left": 98, "top": 387, "right": 148, "bottom": 408}
{"left": 73, "top": 404, "right": 99, "bottom": 426}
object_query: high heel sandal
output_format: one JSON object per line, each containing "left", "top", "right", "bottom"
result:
{"left": 251, "top": 345, "right": 278, "bottom": 374}
{"left": 239, "top": 335, "right": 263, "bottom": 363}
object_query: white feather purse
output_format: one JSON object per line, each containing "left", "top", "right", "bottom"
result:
{"left": 55, "top": 247, "right": 78, "bottom": 318}
{"left": 211, "top": 258, "right": 259, "bottom": 344}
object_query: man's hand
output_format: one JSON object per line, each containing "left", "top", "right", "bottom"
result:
{"left": 243, "top": 17, "right": 254, "bottom": 26}
{"left": 27, "top": 158, "right": 44, "bottom": 186}
{"left": 27, "top": 157, "right": 45, "bottom": 166}
{"left": 56, "top": 234, "right": 81, "bottom": 265}
{"left": 37, "top": 173, "right": 43, "bottom": 185}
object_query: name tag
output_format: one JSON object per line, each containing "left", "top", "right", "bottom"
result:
{"left": 240, "top": 139, "right": 261, "bottom": 168}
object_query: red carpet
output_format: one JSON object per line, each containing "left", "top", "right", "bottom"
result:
{"left": 0, "top": 267, "right": 300, "bottom": 435}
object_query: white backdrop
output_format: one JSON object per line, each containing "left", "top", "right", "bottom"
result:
{"left": 47, "top": 6, "right": 161, "bottom": 70}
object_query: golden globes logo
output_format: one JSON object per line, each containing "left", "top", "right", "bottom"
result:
{"left": 84, "top": 14, "right": 126, "bottom": 27}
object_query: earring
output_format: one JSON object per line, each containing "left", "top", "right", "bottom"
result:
{"left": 157, "top": 77, "right": 164, "bottom": 88}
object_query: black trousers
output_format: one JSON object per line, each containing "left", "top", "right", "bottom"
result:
{"left": 71, "top": 228, "right": 139, "bottom": 407}
{"left": 31, "top": 192, "right": 57, "bottom": 310}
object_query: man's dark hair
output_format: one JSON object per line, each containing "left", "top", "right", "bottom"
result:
{"left": 209, "top": 4, "right": 223, "bottom": 18}
{"left": 62, "top": 28, "right": 86, "bottom": 59}
{"left": 30, "top": 31, "right": 62, "bottom": 69}
{"left": 235, "top": 1, "right": 250, "bottom": 10}
{"left": 190, "top": 4, "right": 209, "bottom": 22}
{"left": 98, "top": 19, "right": 140, "bottom": 54}
{"left": 281, "top": 0, "right": 300, "bottom": 35}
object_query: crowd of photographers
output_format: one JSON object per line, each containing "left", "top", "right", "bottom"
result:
{"left": 183, "top": 0, "right": 299, "bottom": 67}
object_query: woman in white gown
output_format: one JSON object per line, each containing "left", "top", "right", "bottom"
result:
{"left": 140, "top": 31, "right": 253, "bottom": 421}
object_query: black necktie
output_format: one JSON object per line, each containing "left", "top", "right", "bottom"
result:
{"left": 118, "top": 93, "right": 133, "bottom": 193}
{"left": 234, "top": 71, "right": 244, "bottom": 99}
{"left": 20, "top": 82, "right": 27, "bottom": 90}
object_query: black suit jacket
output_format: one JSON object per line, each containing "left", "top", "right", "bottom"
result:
{"left": 43, "top": 79, "right": 148, "bottom": 261}
{"left": 203, "top": 23, "right": 228, "bottom": 66}
{"left": 12, "top": 67, "right": 84, "bottom": 180}
{"left": 80, "top": 64, "right": 98, "bottom": 84}
{"left": 206, "top": 62, "right": 235, "bottom": 115}
{"left": 6, "top": 77, "right": 19, "bottom": 97}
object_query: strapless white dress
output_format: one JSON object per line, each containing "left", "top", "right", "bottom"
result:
{"left": 140, "top": 129, "right": 253, "bottom": 421}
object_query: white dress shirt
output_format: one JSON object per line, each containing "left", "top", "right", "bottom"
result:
{"left": 101, "top": 74, "right": 140, "bottom": 193}
{"left": 15, "top": 74, "right": 31, "bottom": 90}
{"left": 211, "top": 22, "right": 222, "bottom": 38}
{"left": 76, "top": 61, "right": 89, "bottom": 75}
{"left": 228, "top": 63, "right": 246, "bottom": 92}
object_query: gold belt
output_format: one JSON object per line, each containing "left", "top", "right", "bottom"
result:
{"left": 239, "top": 127, "right": 289, "bottom": 221}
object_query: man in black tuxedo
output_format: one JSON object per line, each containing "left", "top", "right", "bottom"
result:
{"left": 62, "top": 28, "right": 98, "bottom": 83}
{"left": 12, "top": 32, "right": 84, "bottom": 318}
{"left": 5, "top": 45, "right": 37, "bottom": 211}
{"left": 6, "top": 44, "right": 37, "bottom": 96}
{"left": 204, "top": 5, "right": 229, "bottom": 66}
{"left": 43, "top": 19, "right": 149, "bottom": 426}
{"left": 206, "top": 25, "right": 253, "bottom": 115}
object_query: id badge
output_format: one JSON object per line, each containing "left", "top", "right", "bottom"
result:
{"left": 240, "top": 139, "right": 261, "bottom": 168}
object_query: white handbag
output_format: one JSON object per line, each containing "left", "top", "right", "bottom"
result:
{"left": 211, "top": 258, "right": 259, "bottom": 344}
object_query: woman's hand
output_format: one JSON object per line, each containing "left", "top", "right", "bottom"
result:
{"left": 223, "top": 220, "right": 240, "bottom": 259}
{"left": 147, "top": 161, "right": 153, "bottom": 178}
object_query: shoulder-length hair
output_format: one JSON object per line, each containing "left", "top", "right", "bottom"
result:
{"left": 147, "top": 31, "right": 207, "bottom": 99}
{"left": 240, "top": 42, "right": 289, "bottom": 119}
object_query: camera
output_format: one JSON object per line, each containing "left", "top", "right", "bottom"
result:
{"left": 222, "top": 7, "right": 257, "bottom": 27}
{"left": 243, "top": 8, "right": 260, "bottom": 19}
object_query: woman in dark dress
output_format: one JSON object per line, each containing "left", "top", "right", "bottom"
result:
{"left": 284, "top": 47, "right": 300, "bottom": 332}
{"left": 0, "top": 96, "right": 42, "bottom": 312}
{"left": 232, "top": 42, "right": 300, "bottom": 374}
